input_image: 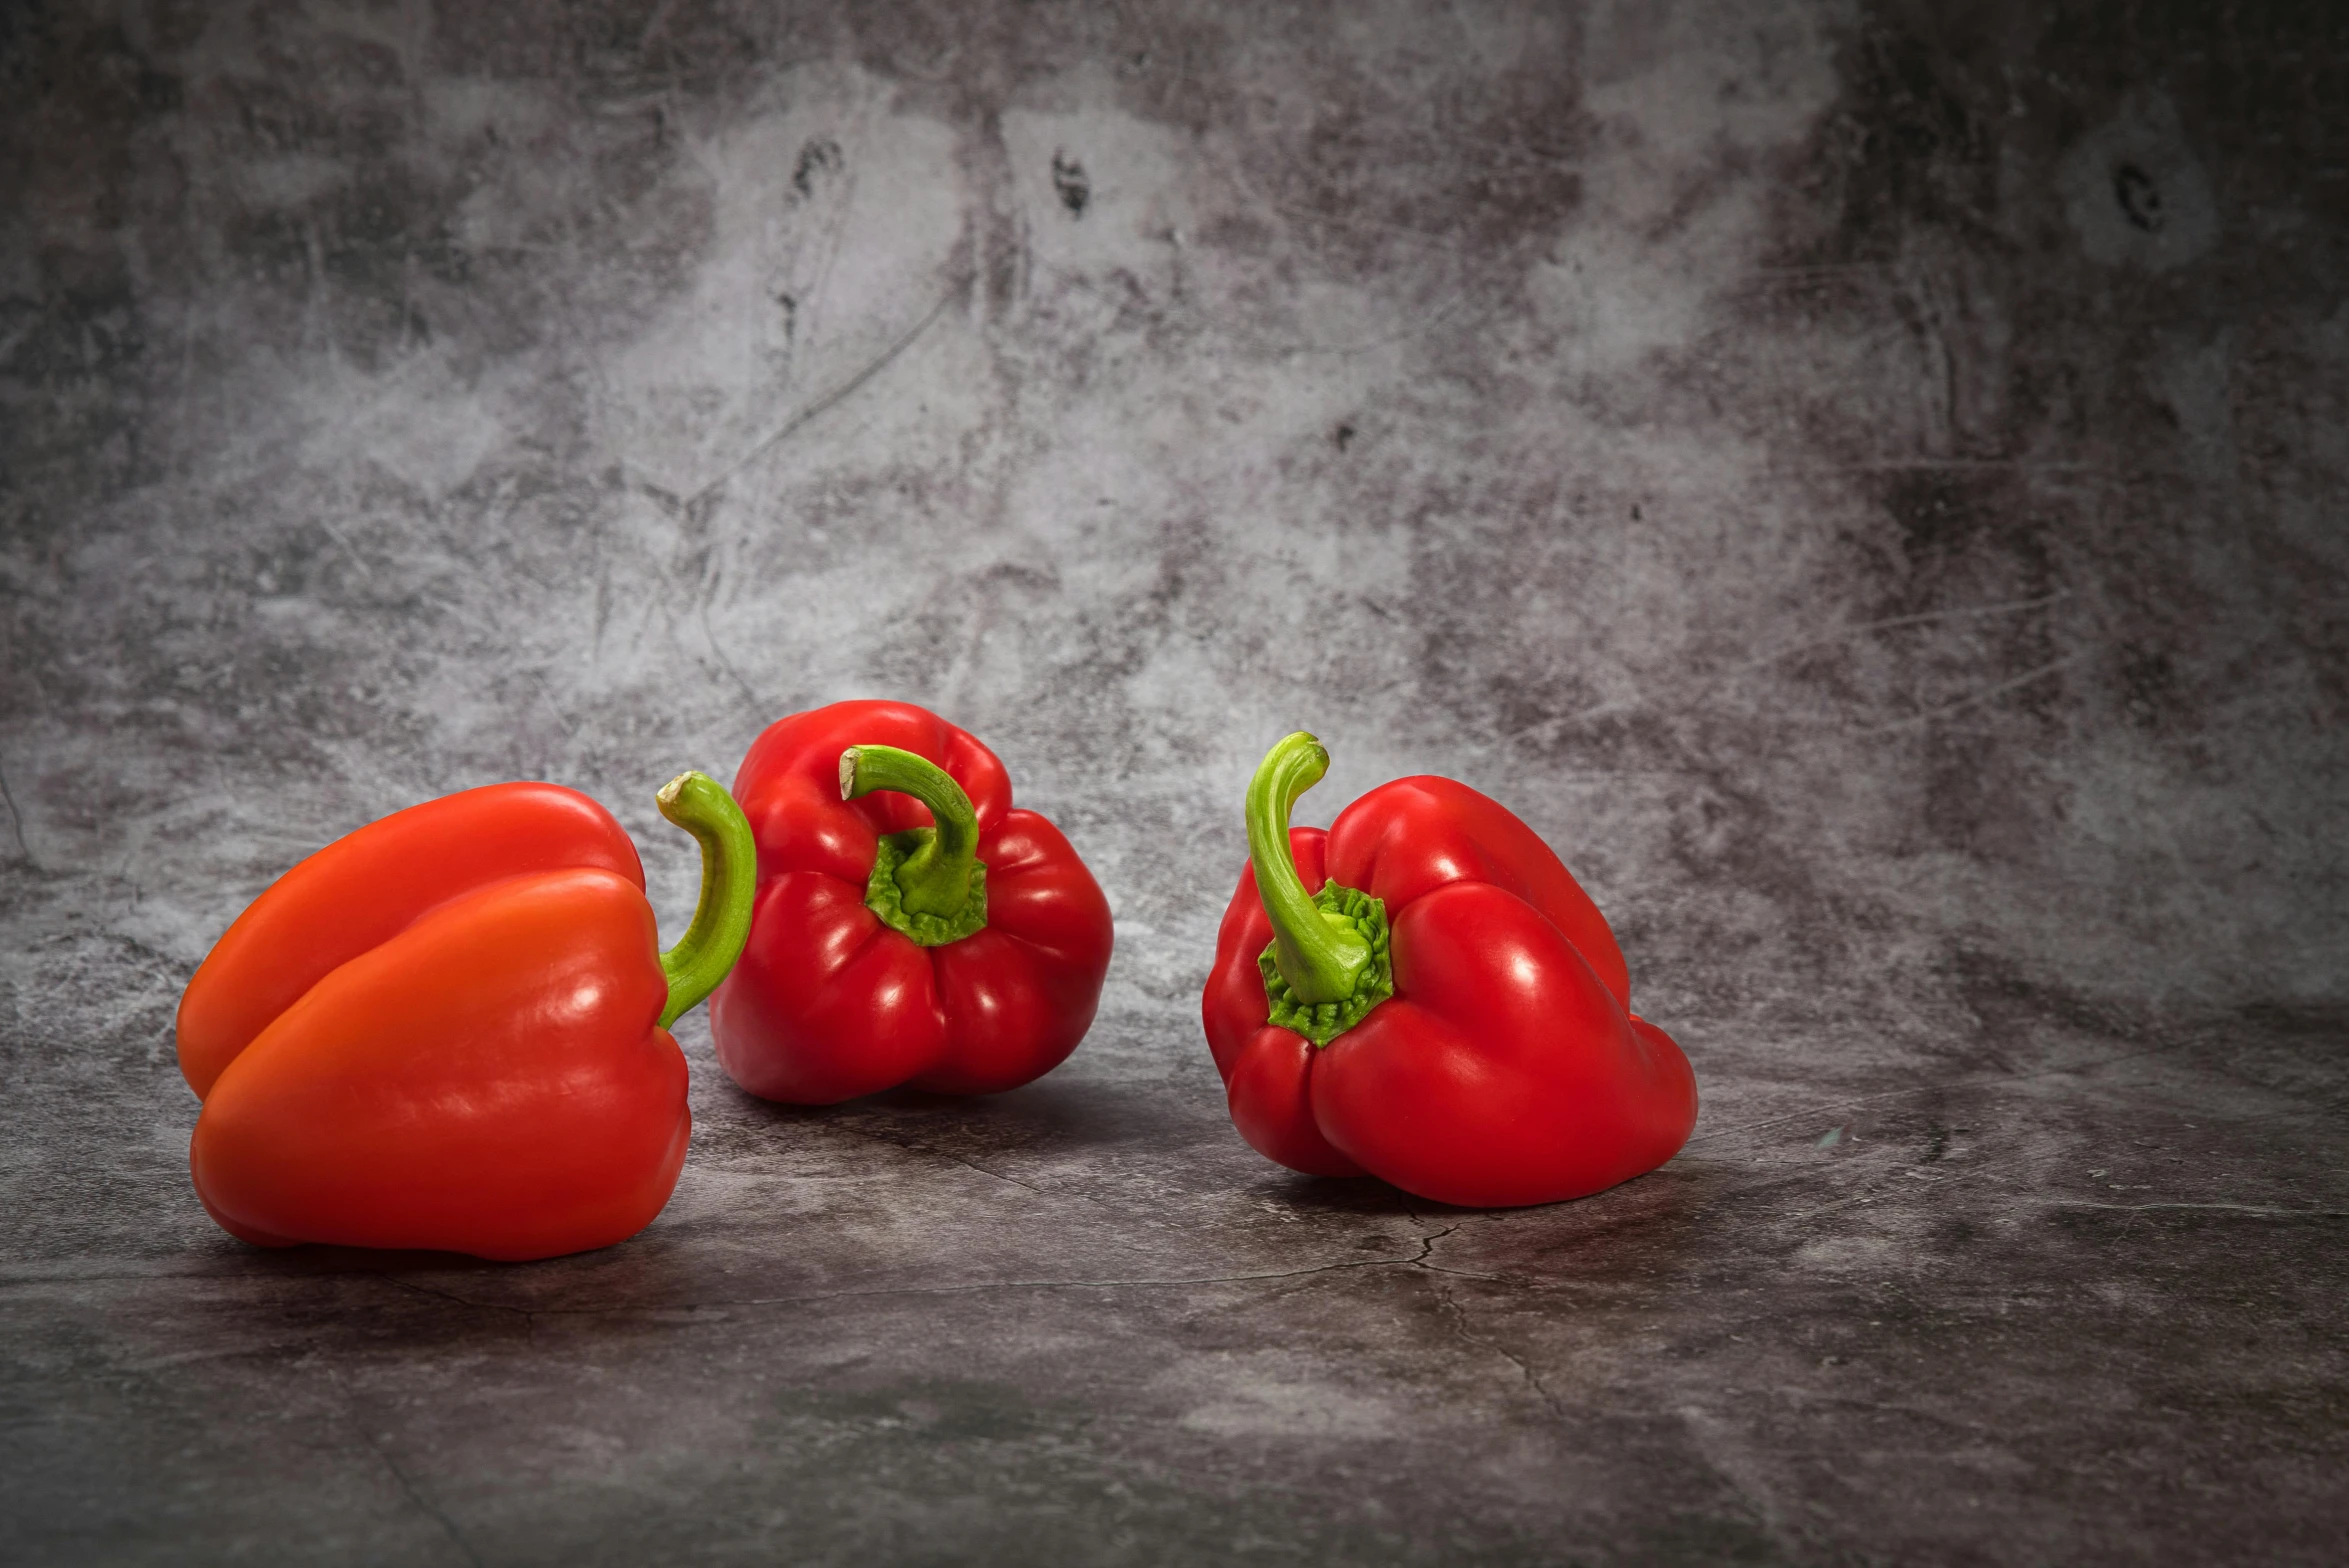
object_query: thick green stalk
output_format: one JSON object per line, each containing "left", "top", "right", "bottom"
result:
{"left": 655, "top": 770, "right": 758, "bottom": 1029}
{"left": 840, "top": 745, "right": 988, "bottom": 946}
{"left": 1247, "top": 732, "right": 1371, "bottom": 1005}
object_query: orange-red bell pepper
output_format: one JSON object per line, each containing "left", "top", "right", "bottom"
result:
{"left": 176, "top": 773, "right": 754, "bottom": 1261}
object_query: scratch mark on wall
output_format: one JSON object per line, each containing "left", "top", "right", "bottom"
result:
{"left": 685, "top": 278, "right": 968, "bottom": 510}
{"left": 1856, "top": 652, "right": 2086, "bottom": 734}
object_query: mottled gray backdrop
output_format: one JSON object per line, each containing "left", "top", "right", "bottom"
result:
{"left": 3, "top": 1, "right": 2343, "bottom": 1563}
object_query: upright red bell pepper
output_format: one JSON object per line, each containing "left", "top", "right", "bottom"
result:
{"left": 710, "top": 699, "right": 1113, "bottom": 1103}
{"left": 1202, "top": 733, "right": 1696, "bottom": 1206}
{"left": 176, "top": 772, "right": 755, "bottom": 1261}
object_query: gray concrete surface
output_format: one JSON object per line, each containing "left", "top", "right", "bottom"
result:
{"left": 3, "top": 1, "right": 2345, "bottom": 1562}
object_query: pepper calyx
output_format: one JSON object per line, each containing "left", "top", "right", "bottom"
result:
{"left": 840, "top": 744, "right": 989, "bottom": 945}
{"left": 865, "top": 829, "right": 988, "bottom": 946}
{"left": 1245, "top": 731, "right": 1394, "bottom": 1046}
{"left": 1258, "top": 880, "right": 1393, "bottom": 1047}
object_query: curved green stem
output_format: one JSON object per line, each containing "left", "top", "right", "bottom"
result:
{"left": 840, "top": 745, "right": 985, "bottom": 935}
{"left": 1248, "top": 732, "right": 1371, "bottom": 1005}
{"left": 655, "top": 770, "right": 758, "bottom": 1029}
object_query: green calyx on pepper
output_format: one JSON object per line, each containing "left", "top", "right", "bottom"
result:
{"left": 1247, "top": 731, "right": 1394, "bottom": 1046}
{"left": 839, "top": 744, "right": 989, "bottom": 947}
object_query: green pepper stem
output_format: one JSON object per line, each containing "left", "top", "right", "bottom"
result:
{"left": 655, "top": 770, "right": 758, "bottom": 1029}
{"left": 1247, "top": 732, "right": 1371, "bottom": 1005}
{"left": 840, "top": 744, "right": 980, "bottom": 919}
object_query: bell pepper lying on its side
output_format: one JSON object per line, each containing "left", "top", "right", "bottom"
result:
{"left": 176, "top": 773, "right": 755, "bottom": 1261}
{"left": 1202, "top": 733, "right": 1696, "bottom": 1207}
{"left": 710, "top": 700, "right": 1113, "bottom": 1103}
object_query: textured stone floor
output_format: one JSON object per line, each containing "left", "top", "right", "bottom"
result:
{"left": 3, "top": 2, "right": 2344, "bottom": 1563}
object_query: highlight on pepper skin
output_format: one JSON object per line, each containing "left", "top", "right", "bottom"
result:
{"left": 708, "top": 698, "right": 1115, "bottom": 1105}
{"left": 1201, "top": 731, "right": 1698, "bottom": 1208}
{"left": 175, "top": 771, "right": 756, "bottom": 1263}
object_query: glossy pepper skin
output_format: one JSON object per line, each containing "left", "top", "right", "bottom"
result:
{"left": 1202, "top": 733, "right": 1696, "bottom": 1207}
{"left": 710, "top": 699, "right": 1113, "bottom": 1103}
{"left": 177, "top": 774, "right": 756, "bottom": 1261}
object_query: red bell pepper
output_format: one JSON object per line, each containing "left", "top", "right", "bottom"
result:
{"left": 1202, "top": 733, "right": 1696, "bottom": 1206}
{"left": 176, "top": 772, "right": 755, "bottom": 1261}
{"left": 710, "top": 700, "right": 1113, "bottom": 1103}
